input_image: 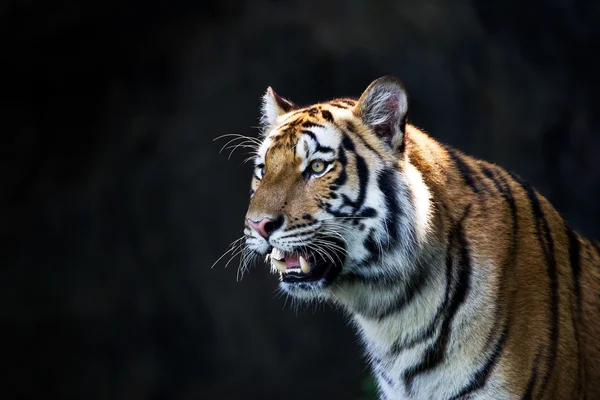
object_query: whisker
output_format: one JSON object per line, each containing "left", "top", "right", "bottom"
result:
{"left": 213, "top": 133, "right": 262, "bottom": 145}
{"left": 333, "top": 282, "right": 349, "bottom": 296}
{"left": 318, "top": 227, "right": 353, "bottom": 243}
{"left": 237, "top": 247, "right": 259, "bottom": 281}
{"left": 218, "top": 136, "right": 261, "bottom": 156}
{"left": 312, "top": 241, "right": 344, "bottom": 265}
{"left": 224, "top": 247, "right": 244, "bottom": 269}
{"left": 320, "top": 216, "right": 369, "bottom": 221}
{"left": 242, "top": 154, "right": 259, "bottom": 165}
{"left": 311, "top": 240, "right": 348, "bottom": 257}
{"left": 309, "top": 241, "right": 337, "bottom": 265}
{"left": 211, "top": 237, "right": 244, "bottom": 268}
{"left": 228, "top": 142, "right": 259, "bottom": 160}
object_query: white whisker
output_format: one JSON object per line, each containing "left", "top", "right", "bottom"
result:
{"left": 211, "top": 237, "right": 244, "bottom": 268}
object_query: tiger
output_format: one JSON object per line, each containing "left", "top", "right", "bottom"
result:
{"left": 240, "top": 76, "right": 600, "bottom": 399}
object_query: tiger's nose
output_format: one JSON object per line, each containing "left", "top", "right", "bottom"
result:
{"left": 247, "top": 215, "right": 285, "bottom": 239}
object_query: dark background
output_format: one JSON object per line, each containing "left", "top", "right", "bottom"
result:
{"left": 3, "top": 1, "right": 600, "bottom": 399}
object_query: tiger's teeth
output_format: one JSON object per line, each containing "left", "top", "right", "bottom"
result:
{"left": 272, "top": 258, "right": 287, "bottom": 273}
{"left": 271, "top": 247, "right": 283, "bottom": 260}
{"left": 300, "top": 256, "right": 311, "bottom": 274}
{"left": 269, "top": 258, "right": 277, "bottom": 274}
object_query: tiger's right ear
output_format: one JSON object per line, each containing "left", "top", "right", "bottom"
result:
{"left": 260, "top": 87, "right": 297, "bottom": 129}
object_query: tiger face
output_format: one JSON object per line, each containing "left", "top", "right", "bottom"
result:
{"left": 244, "top": 77, "right": 431, "bottom": 300}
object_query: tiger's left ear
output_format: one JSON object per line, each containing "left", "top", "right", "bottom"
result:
{"left": 353, "top": 76, "right": 408, "bottom": 153}
{"left": 260, "top": 87, "right": 297, "bottom": 129}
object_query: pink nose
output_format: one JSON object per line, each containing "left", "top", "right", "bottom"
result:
{"left": 247, "top": 216, "right": 283, "bottom": 239}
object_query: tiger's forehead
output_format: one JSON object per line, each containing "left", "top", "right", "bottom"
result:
{"left": 257, "top": 101, "right": 356, "bottom": 162}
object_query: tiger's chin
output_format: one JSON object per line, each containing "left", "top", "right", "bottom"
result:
{"left": 266, "top": 242, "right": 346, "bottom": 298}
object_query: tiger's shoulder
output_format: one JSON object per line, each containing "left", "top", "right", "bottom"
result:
{"left": 404, "top": 122, "right": 600, "bottom": 397}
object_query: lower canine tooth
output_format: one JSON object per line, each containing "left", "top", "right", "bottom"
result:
{"left": 272, "top": 258, "right": 287, "bottom": 273}
{"left": 300, "top": 256, "right": 311, "bottom": 274}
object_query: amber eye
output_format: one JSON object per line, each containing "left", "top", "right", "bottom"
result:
{"left": 310, "top": 160, "right": 327, "bottom": 174}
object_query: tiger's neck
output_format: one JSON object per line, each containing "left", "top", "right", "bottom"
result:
{"left": 330, "top": 129, "right": 494, "bottom": 398}
{"left": 331, "top": 127, "right": 445, "bottom": 321}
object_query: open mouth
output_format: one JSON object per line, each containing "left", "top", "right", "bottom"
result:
{"left": 267, "top": 241, "right": 345, "bottom": 285}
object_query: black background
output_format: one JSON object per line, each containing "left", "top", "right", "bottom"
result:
{"left": 3, "top": 1, "right": 600, "bottom": 399}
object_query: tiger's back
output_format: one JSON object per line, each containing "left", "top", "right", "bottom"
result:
{"left": 240, "top": 76, "right": 600, "bottom": 399}
{"left": 406, "top": 127, "right": 600, "bottom": 398}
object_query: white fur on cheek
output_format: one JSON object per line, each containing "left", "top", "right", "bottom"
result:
{"left": 256, "top": 136, "right": 272, "bottom": 161}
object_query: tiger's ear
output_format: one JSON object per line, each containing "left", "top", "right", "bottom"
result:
{"left": 260, "top": 87, "right": 297, "bottom": 129}
{"left": 353, "top": 76, "right": 408, "bottom": 152}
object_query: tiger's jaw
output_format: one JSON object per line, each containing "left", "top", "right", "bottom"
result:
{"left": 266, "top": 242, "right": 346, "bottom": 295}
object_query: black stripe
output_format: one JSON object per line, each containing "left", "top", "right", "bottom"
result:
{"left": 390, "top": 224, "right": 457, "bottom": 354}
{"left": 390, "top": 315, "right": 440, "bottom": 355}
{"left": 480, "top": 163, "right": 507, "bottom": 201}
{"left": 328, "top": 102, "right": 348, "bottom": 109}
{"left": 345, "top": 121, "right": 357, "bottom": 133}
{"left": 403, "top": 205, "right": 472, "bottom": 393}
{"left": 337, "top": 121, "right": 383, "bottom": 158}
{"left": 445, "top": 146, "right": 486, "bottom": 194}
{"left": 493, "top": 170, "right": 518, "bottom": 238}
{"left": 565, "top": 224, "right": 583, "bottom": 398}
{"left": 570, "top": 303, "right": 584, "bottom": 400}
{"left": 321, "top": 109, "right": 334, "bottom": 122}
{"left": 302, "top": 121, "right": 324, "bottom": 129}
{"left": 354, "top": 154, "right": 369, "bottom": 209}
{"left": 363, "top": 228, "right": 379, "bottom": 259}
{"left": 339, "top": 149, "right": 370, "bottom": 213}
{"left": 371, "top": 358, "right": 395, "bottom": 391}
{"left": 374, "top": 266, "right": 432, "bottom": 321}
{"left": 307, "top": 107, "right": 319, "bottom": 115}
{"left": 301, "top": 130, "right": 335, "bottom": 153}
{"left": 378, "top": 168, "right": 400, "bottom": 245}
{"left": 342, "top": 133, "right": 355, "bottom": 151}
{"left": 360, "top": 207, "right": 377, "bottom": 218}
{"left": 322, "top": 137, "right": 358, "bottom": 217}
{"left": 332, "top": 146, "right": 347, "bottom": 186}
{"left": 449, "top": 322, "right": 509, "bottom": 399}
{"left": 509, "top": 172, "right": 559, "bottom": 397}
{"left": 522, "top": 350, "right": 543, "bottom": 400}
{"left": 276, "top": 225, "right": 318, "bottom": 240}
{"left": 301, "top": 129, "right": 319, "bottom": 142}
{"left": 478, "top": 165, "right": 518, "bottom": 362}
{"left": 566, "top": 226, "right": 582, "bottom": 315}
{"left": 315, "top": 146, "right": 335, "bottom": 154}
{"left": 377, "top": 370, "right": 395, "bottom": 391}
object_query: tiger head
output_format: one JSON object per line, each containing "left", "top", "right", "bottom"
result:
{"left": 244, "top": 76, "right": 431, "bottom": 301}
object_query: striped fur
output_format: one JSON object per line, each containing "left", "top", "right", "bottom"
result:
{"left": 242, "top": 76, "right": 600, "bottom": 399}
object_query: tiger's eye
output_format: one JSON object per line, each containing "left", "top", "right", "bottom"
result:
{"left": 311, "top": 160, "right": 326, "bottom": 173}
